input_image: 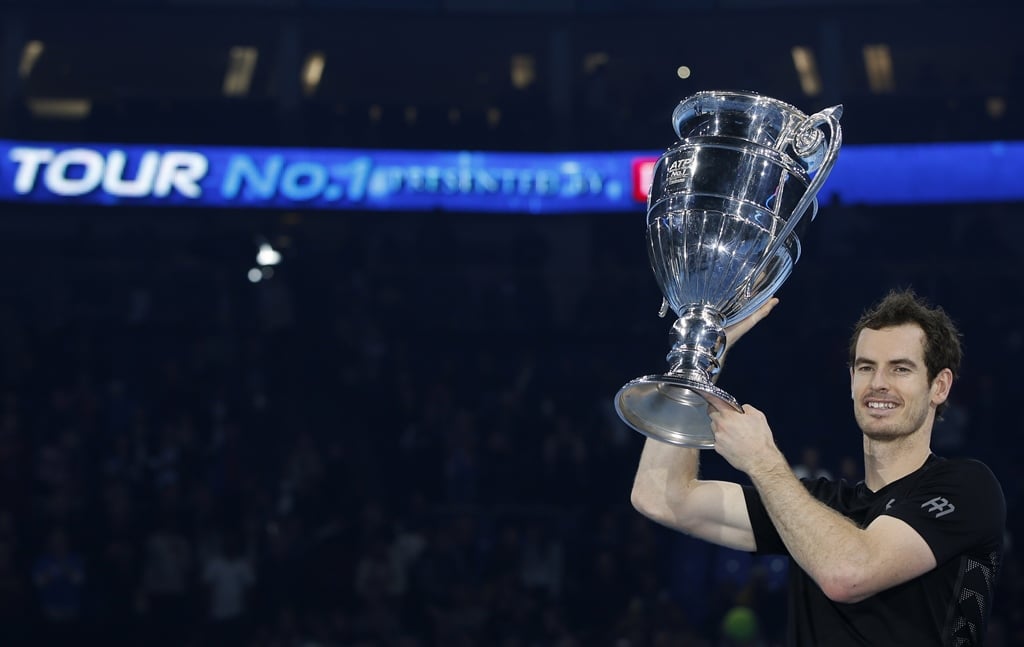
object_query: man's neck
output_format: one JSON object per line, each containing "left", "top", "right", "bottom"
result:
{"left": 862, "top": 431, "right": 933, "bottom": 492}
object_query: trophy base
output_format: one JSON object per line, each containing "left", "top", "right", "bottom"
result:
{"left": 614, "top": 372, "right": 742, "bottom": 448}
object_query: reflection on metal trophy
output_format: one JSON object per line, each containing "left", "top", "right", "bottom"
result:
{"left": 614, "top": 90, "right": 843, "bottom": 448}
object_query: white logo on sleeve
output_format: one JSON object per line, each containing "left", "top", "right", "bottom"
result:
{"left": 921, "top": 496, "right": 956, "bottom": 518}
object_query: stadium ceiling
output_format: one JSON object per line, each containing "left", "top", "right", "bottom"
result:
{"left": 0, "top": 0, "right": 1021, "bottom": 149}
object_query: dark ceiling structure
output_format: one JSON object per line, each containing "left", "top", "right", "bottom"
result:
{"left": 0, "top": 0, "right": 1021, "bottom": 151}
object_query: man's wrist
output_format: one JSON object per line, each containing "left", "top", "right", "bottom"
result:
{"left": 747, "top": 448, "right": 790, "bottom": 483}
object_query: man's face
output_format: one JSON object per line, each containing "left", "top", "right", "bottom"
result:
{"left": 850, "top": 324, "right": 947, "bottom": 440}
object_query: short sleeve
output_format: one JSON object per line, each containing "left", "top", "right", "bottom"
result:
{"left": 881, "top": 458, "right": 1005, "bottom": 565}
{"left": 743, "top": 478, "right": 835, "bottom": 555}
{"left": 744, "top": 485, "right": 784, "bottom": 554}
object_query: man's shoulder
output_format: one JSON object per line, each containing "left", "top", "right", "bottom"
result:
{"left": 899, "top": 453, "right": 1007, "bottom": 524}
{"left": 923, "top": 454, "right": 1002, "bottom": 485}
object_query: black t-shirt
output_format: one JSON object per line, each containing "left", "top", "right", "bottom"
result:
{"left": 743, "top": 454, "right": 1005, "bottom": 646}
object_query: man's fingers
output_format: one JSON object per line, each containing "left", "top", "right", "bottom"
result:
{"left": 740, "top": 403, "right": 763, "bottom": 418}
{"left": 725, "top": 298, "right": 779, "bottom": 343}
{"left": 751, "top": 297, "right": 779, "bottom": 323}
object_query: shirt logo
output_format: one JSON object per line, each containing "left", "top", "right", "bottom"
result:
{"left": 886, "top": 498, "right": 896, "bottom": 510}
{"left": 921, "top": 496, "right": 956, "bottom": 518}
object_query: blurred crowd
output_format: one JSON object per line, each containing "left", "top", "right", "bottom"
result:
{"left": 0, "top": 201, "right": 1022, "bottom": 646}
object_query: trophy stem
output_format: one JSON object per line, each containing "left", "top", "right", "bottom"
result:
{"left": 666, "top": 304, "right": 727, "bottom": 381}
{"left": 614, "top": 304, "right": 741, "bottom": 448}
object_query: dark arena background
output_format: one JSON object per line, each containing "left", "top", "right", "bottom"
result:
{"left": 0, "top": 1, "right": 1023, "bottom": 645}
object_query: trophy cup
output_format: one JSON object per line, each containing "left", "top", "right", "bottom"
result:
{"left": 614, "top": 90, "right": 843, "bottom": 447}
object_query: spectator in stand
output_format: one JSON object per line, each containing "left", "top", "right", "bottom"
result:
{"left": 790, "top": 446, "right": 833, "bottom": 481}
{"left": 32, "top": 526, "right": 86, "bottom": 640}
{"left": 202, "top": 528, "right": 256, "bottom": 647}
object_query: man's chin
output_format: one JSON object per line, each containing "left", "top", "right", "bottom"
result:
{"left": 857, "top": 416, "right": 908, "bottom": 441}
{"left": 860, "top": 421, "right": 920, "bottom": 442}
{"left": 863, "top": 428, "right": 902, "bottom": 441}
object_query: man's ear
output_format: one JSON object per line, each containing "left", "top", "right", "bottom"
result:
{"left": 931, "top": 367, "right": 953, "bottom": 406}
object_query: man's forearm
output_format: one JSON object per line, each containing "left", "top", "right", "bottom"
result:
{"left": 748, "top": 456, "right": 870, "bottom": 597}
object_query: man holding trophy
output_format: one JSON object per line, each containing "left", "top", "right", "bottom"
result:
{"left": 620, "top": 92, "right": 1005, "bottom": 645}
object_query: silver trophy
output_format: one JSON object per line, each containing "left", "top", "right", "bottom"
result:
{"left": 614, "top": 90, "right": 843, "bottom": 448}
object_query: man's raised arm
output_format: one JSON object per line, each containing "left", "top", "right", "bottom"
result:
{"left": 629, "top": 298, "right": 778, "bottom": 551}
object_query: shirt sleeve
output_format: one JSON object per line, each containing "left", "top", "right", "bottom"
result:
{"left": 880, "top": 458, "right": 1005, "bottom": 565}
{"left": 743, "top": 485, "right": 783, "bottom": 554}
{"left": 743, "top": 477, "right": 840, "bottom": 555}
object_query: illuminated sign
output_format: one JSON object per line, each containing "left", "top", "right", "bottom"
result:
{"left": 0, "top": 142, "right": 635, "bottom": 213}
{"left": 1, "top": 139, "right": 1022, "bottom": 213}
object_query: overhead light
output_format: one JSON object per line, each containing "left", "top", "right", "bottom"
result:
{"left": 223, "top": 46, "right": 259, "bottom": 97}
{"left": 791, "top": 46, "right": 822, "bottom": 96}
{"left": 863, "top": 44, "right": 894, "bottom": 94}
{"left": 676, "top": 65, "right": 691, "bottom": 80}
{"left": 486, "top": 107, "right": 501, "bottom": 128}
{"left": 19, "top": 40, "right": 44, "bottom": 80}
{"left": 257, "top": 242, "right": 282, "bottom": 267}
{"left": 510, "top": 54, "right": 536, "bottom": 90}
{"left": 986, "top": 97, "right": 1007, "bottom": 119}
{"left": 301, "top": 51, "right": 325, "bottom": 97}
{"left": 27, "top": 98, "right": 91, "bottom": 120}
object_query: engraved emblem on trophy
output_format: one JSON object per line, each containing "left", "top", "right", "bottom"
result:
{"left": 614, "top": 90, "right": 843, "bottom": 448}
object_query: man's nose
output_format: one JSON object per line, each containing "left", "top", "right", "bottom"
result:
{"left": 870, "top": 371, "right": 889, "bottom": 390}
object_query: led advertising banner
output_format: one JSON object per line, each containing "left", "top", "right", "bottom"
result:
{"left": 1, "top": 139, "right": 1022, "bottom": 214}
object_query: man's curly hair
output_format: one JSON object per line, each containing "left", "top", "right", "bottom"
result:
{"left": 848, "top": 289, "right": 962, "bottom": 418}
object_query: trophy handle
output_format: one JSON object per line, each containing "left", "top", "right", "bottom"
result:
{"left": 747, "top": 105, "right": 843, "bottom": 295}
{"left": 658, "top": 298, "right": 669, "bottom": 318}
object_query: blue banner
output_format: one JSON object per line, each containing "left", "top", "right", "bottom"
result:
{"left": 1, "top": 139, "right": 1022, "bottom": 214}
